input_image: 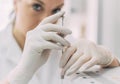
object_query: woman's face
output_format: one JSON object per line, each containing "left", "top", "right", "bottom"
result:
{"left": 14, "top": 0, "right": 64, "bottom": 34}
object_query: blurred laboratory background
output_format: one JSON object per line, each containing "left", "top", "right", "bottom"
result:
{"left": 0, "top": 0, "right": 120, "bottom": 58}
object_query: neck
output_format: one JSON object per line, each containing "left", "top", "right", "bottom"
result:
{"left": 13, "top": 26, "right": 26, "bottom": 50}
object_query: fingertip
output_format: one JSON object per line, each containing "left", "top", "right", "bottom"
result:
{"left": 66, "top": 70, "right": 74, "bottom": 76}
{"left": 66, "top": 29, "right": 72, "bottom": 35}
{"left": 69, "top": 30, "right": 72, "bottom": 34}
{"left": 55, "top": 11, "right": 65, "bottom": 19}
{"left": 66, "top": 72, "right": 72, "bottom": 76}
{"left": 62, "top": 41, "right": 70, "bottom": 47}
{"left": 59, "top": 11, "right": 65, "bottom": 16}
{"left": 40, "top": 11, "right": 65, "bottom": 25}
{"left": 66, "top": 67, "right": 76, "bottom": 76}
{"left": 79, "top": 67, "right": 87, "bottom": 72}
{"left": 79, "top": 58, "right": 97, "bottom": 72}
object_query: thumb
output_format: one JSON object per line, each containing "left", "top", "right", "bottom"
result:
{"left": 40, "top": 11, "right": 65, "bottom": 25}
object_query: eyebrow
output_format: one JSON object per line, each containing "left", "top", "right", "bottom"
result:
{"left": 36, "top": 0, "right": 45, "bottom": 5}
{"left": 35, "top": 0, "right": 64, "bottom": 9}
{"left": 52, "top": 3, "right": 64, "bottom": 11}
{"left": 56, "top": 3, "right": 64, "bottom": 9}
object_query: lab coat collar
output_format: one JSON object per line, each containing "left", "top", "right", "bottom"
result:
{"left": 5, "top": 23, "right": 22, "bottom": 65}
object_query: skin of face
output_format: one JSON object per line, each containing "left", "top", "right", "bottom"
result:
{"left": 13, "top": 0, "right": 64, "bottom": 49}
{"left": 14, "top": 0, "right": 64, "bottom": 34}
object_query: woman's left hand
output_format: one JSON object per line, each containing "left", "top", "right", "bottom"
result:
{"left": 59, "top": 39, "right": 115, "bottom": 76}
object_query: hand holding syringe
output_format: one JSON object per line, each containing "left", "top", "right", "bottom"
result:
{"left": 8, "top": 11, "right": 72, "bottom": 84}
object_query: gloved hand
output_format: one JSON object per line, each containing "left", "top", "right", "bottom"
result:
{"left": 8, "top": 11, "right": 72, "bottom": 84}
{"left": 60, "top": 39, "right": 114, "bottom": 76}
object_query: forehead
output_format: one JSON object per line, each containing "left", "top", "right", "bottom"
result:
{"left": 41, "top": 0, "right": 64, "bottom": 4}
{"left": 27, "top": 0, "right": 64, "bottom": 9}
{"left": 38, "top": 0, "right": 64, "bottom": 9}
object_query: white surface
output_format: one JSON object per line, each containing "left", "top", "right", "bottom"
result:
{"left": 65, "top": 66, "right": 120, "bottom": 84}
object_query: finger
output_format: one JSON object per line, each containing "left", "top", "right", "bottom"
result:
{"left": 66, "top": 54, "right": 91, "bottom": 76}
{"left": 62, "top": 51, "right": 83, "bottom": 76}
{"left": 59, "top": 46, "right": 77, "bottom": 68}
{"left": 44, "top": 32, "right": 70, "bottom": 47}
{"left": 44, "top": 41, "right": 63, "bottom": 50}
{"left": 79, "top": 58, "right": 97, "bottom": 72}
{"left": 40, "top": 11, "right": 65, "bottom": 25}
{"left": 36, "top": 41, "right": 63, "bottom": 51}
{"left": 89, "top": 43, "right": 100, "bottom": 56}
{"left": 41, "top": 24, "right": 72, "bottom": 36}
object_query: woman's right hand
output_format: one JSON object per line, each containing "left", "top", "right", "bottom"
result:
{"left": 8, "top": 11, "right": 72, "bottom": 84}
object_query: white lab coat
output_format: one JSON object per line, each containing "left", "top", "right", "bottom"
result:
{"left": 0, "top": 22, "right": 76, "bottom": 84}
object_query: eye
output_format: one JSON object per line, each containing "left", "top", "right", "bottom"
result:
{"left": 32, "top": 4, "right": 42, "bottom": 12}
{"left": 52, "top": 8, "right": 61, "bottom": 14}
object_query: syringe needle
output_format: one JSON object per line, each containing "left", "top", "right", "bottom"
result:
{"left": 62, "top": 15, "right": 64, "bottom": 26}
{"left": 60, "top": 13, "right": 65, "bottom": 84}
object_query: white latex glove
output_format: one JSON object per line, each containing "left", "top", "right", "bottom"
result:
{"left": 8, "top": 11, "right": 72, "bottom": 84}
{"left": 60, "top": 39, "right": 114, "bottom": 76}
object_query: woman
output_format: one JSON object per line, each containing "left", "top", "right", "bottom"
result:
{"left": 0, "top": 0, "right": 119, "bottom": 84}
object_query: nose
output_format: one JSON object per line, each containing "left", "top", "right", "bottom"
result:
{"left": 40, "top": 12, "right": 52, "bottom": 22}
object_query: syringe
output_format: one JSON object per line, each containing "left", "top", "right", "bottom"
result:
{"left": 61, "top": 15, "right": 65, "bottom": 80}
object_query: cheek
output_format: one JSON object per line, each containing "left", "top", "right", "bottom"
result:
{"left": 23, "top": 14, "right": 42, "bottom": 28}
{"left": 16, "top": 4, "right": 42, "bottom": 31}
